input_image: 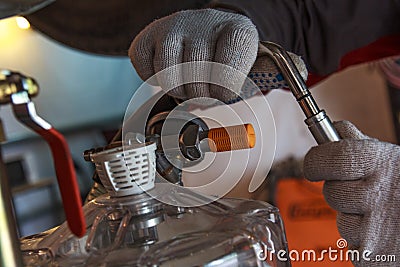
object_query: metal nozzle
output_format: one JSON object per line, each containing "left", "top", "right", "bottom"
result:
{"left": 259, "top": 41, "right": 340, "bottom": 144}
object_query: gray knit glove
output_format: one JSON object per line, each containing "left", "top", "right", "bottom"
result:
{"left": 304, "top": 121, "right": 400, "bottom": 266}
{"left": 129, "top": 8, "right": 259, "bottom": 102}
{"left": 129, "top": 9, "right": 309, "bottom": 103}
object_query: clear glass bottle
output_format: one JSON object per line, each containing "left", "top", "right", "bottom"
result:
{"left": 20, "top": 142, "right": 290, "bottom": 267}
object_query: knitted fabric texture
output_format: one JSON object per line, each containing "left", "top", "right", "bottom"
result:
{"left": 129, "top": 9, "right": 260, "bottom": 102}
{"left": 304, "top": 121, "right": 400, "bottom": 266}
{"left": 130, "top": 9, "right": 308, "bottom": 103}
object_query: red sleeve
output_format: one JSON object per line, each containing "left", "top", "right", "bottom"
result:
{"left": 307, "top": 35, "right": 400, "bottom": 87}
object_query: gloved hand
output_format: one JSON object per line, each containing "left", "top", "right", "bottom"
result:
{"left": 129, "top": 9, "right": 309, "bottom": 103}
{"left": 304, "top": 121, "right": 400, "bottom": 266}
{"left": 129, "top": 8, "right": 258, "bottom": 102}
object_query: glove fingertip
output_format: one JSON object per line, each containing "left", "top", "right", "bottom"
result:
{"left": 287, "top": 52, "right": 308, "bottom": 81}
{"left": 209, "top": 83, "right": 241, "bottom": 103}
{"left": 304, "top": 138, "right": 379, "bottom": 182}
{"left": 214, "top": 19, "right": 259, "bottom": 74}
{"left": 303, "top": 146, "right": 327, "bottom": 182}
{"left": 333, "top": 120, "right": 369, "bottom": 140}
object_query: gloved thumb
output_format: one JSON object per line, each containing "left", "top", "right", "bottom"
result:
{"left": 332, "top": 120, "right": 370, "bottom": 140}
{"left": 303, "top": 121, "right": 375, "bottom": 182}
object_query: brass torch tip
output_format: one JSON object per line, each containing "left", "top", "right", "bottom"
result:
{"left": 208, "top": 123, "right": 256, "bottom": 152}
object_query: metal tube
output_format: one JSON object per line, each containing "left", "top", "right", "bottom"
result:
{"left": 0, "top": 119, "right": 23, "bottom": 267}
{"left": 259, "top": 41, "right": 340, "bottom": 144}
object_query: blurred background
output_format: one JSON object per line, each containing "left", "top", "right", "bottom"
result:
{"left": 0, "top": 16, "right": 141, "bottom": 236}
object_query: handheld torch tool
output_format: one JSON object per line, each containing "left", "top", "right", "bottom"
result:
{"left": 252, "top": 41, "right": 340, "bottom": 144}
{"left": 88, "top": 41, "right": 340, "bottom": 199}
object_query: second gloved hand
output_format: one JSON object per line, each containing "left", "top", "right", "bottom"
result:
{"left": 304, "top": 121, "right": 400, "bottom": 266}
{"left": 129, "top": 9, "right": 259, "bottom": 103}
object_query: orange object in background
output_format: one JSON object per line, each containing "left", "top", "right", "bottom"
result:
{"left": 275, "top": 178, "right": 354, "bottom": 267}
